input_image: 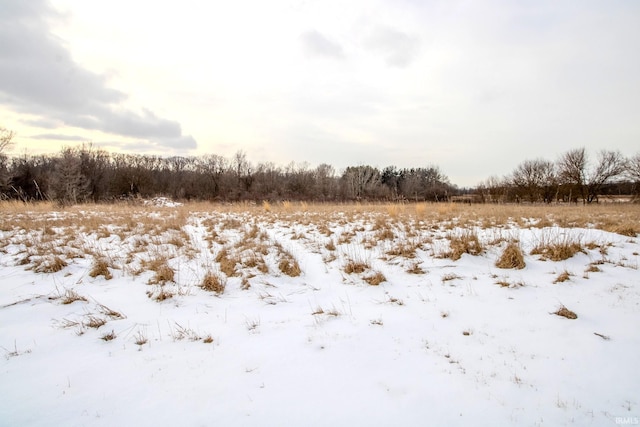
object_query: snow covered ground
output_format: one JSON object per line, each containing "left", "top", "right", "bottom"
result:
{"left": 0, "top": 204, "right": 638, "bottom": 426}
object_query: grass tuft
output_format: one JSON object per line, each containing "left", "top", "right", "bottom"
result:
{"left": 89, "top": 257, "right": 113, "bottom": 280}
{"left": 344, "top": 260, "right": 368, "bottom": 274}
{"left": 364, "top": 270, "right": 386, "bottom": 286}
{"left": 200, "top": 272, "right": 226, "bottom": 294}
{"left": 553, "top": 270, "right": 572, "bottom": 283}
{"left": 554, "top": 305, "right": 578, "bottom": 319}
{"left": 445, "top": 229, "right": 483, "bottom": 260}
{"left": 531, "top": 233, "right": 584, "bottom": 261}
{"left": 495, "top": 242, "right": 526, "bottom": 269}
{"left": 100, "top": 330, "right": 117, "bottom": 341}
{"left": 61, "top": 289, "right": 87, "bottom": 305}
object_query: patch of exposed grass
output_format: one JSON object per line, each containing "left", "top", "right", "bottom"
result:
{"left": 445, "top": 229, "right": 483, "bottom": 260}
{"left": 100, "top": 330, "right": 117, "bottom": 341}
{"left": 61, "top": 289, "right": 87, "bottom": 305}
{"left": 495, "top": 242, "right": 525, "bottom": 269}
{"left": 531, "top": 232, "right": 584, "bottom": 261}
{"left": 278, "top": 258, "right": 301, "bottom": 277}
{"left": 364, "top": 270, "right": 386, "bottom": 286}
{"left": 441, "top": 273, "right": 462, "bottom": 282}
{"left": 147, "top": 286, "right": 174, "bottom": 301}
{"left": 553, "top": 270, "right": 572, "bottom": 284}
{"left": 89, "top": 257, "right": 113, "bottom": 280}
{"left": 84, "top": 315, "right": 107, "bottom": 329}
{"left": 34, "top": 255, "right": 68, "bottom": 273}
{"left": 406, "top": 262, "right": 425, "bottom": 274}
{"left": 215, "top": 247, "right": 238, "bottom": 277}
{"left": 344, "top": 259, "right": 369, "bottom": 274}
{"left": 200, "top": 272, "right": 226, "bottom": 294}
{"left": 554, "top": 305, "right": 578, "bottom": 319}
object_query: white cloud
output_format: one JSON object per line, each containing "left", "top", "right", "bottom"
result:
{"left": 0, "top": 0, "right": 196, "bottom": 151}
{"left": 1, "top": 0, "right": 639, "bottom": 186}
{"left": 364, "top": 26, "right": 420, "bottom": 67}
{"left": 300, "top": 30, "right": 346, "bottom": 60}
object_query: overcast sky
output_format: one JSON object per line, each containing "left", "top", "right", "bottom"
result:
{"left": 1, "top": 0, "right": 639, "bottom": 186}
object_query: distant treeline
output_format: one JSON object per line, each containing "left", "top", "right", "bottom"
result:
{"left": 477, "top": 148, "right": 640, "bottom": 204}
{"left": 1, "top": 126, "right": 639, "bottom": 205}
{"left": 0, "top": 143, "right": 456, "bottom": 204}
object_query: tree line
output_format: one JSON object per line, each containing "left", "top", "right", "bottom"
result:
{"left": 0, "top": 130, "right": 455, "bottom": 204}
{"left": 476, "top": 148, "right": 640, "bottom": 203}
{"left": 2, "top": 127, "right": 639, "bottom": 205}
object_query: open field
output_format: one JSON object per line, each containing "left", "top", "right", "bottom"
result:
{"left": 1, "top": 201, "right": 639, "bottom": 426}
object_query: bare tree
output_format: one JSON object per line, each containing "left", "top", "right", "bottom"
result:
{"left": 628, "top": 153, "right": 640, "bottom": 201}
{"left": 232, "top": 150, "right": 253, "bottom": 195}
{"left": 341, "top": 165, "right": 381, "bottom": 200}
{"left": 313, "top": 163, "right": 337, "bottom": 200}
{"left": 511, "top": 159, "right": 557, "bottom": 203}
{"left": 0, "top": 127, "right": 15, "bottom": 194}
{"left": 197, "top": 154, "right": 228, "bottom": 197}
{"left": 51, "top": 147, "right": 90, "bottom": 205}
{"left": 585, "top": 150, "right": 627, "bottom": 202}
{"left": 557, "top": 148, "right": 588, "bottom": 202}
{"left": 557, "top": 148, "right": 627, "bottom": 203}
{"left": 628, "top": 153, "right": 640, "bottom": 181}
{"left": 0, "top": 127, "right": 14, "bottom": 154}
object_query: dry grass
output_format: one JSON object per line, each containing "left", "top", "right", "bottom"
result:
{"left": 442, "top": 272, "right": 462, "bottom": 282}
{"left": 278, "top": 258, "right": 301, "bottom": 277}
{"left": 406, "top": 262, "right": 425, "bottom": 274}
{"left": 96, "top": 303, "right": 125, "bottom": 319}
{"left": 554, "top": 305, "right": 578, "bottom": 319}
{"left": 147, "top": 286, "right": 174, "bottom": 301}
{"left": 61, "top": 289, "right": 87, "bottom": 304}
{"left": 445, "top": 229, "right": 483, "bottom": 260}
{"left": 171, "top": 322, "right": 202, "bottom": 341}
{"left": 585, "top": 263, "right": 602, "bottom": 273}
{"left": 34, "top": 255, "right": 68, "bottom": 273}
{"left": 134, "top": 330, "right": 148, "bottom": 346}
{"left": 495, "top": 242, "right": 526, "bottom": 269}
{"left": 363, "top": 270, "right": 386, "bottom": 286}
{"left": 100, "top": 330, "right": 117, "bottom": 341}
{"left": 386, "top": 240, "right": 421, "bottom": 259}
{"left": 215, "top": 248, "right": 238, "bottom": 277}
{"left": 200, "top": 272, "right": 226, "bottom": 294}
{"left": 89, "top": 257, "right": 113, "bottom": 280}
{"left": 495, "top": 279, "right": 525, "bottom": 288}
{"left": 344, "top": 259, "right": 369, "bottom": 274}
{"left": 531, "top": 232, "right": 585, "bottom": 261}
{"left": 145, "top": 258, "right": 175, "bottom": 285}
{"left": 275, "top": 244, "right": 301, "bottom": 277}
{"left": 84, "top": 315, "right": 107, "bottom": 329}
{"left": 553, "top": 270, "right": 572, "bottom": 283}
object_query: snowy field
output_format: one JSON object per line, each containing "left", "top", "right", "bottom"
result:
{"left": 1, "top": 202, "right": 639, "bottom": 426}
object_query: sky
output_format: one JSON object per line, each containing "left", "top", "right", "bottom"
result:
{"left": 1, "top": 0, "right": 639, "bottom": 187}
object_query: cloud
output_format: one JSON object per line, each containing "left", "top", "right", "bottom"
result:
{"left": 364, "top": 26, "right": 420, "bottom": 67}
{"left": 0, "top": 0, "right": 196, "bottom": 151}
{"left": 30, "top": 133, "right": 87, "bottom": 141}
{"left": 300, "top": 30, "right": 345, "bottom": 60}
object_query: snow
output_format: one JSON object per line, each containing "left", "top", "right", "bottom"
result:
{"left": 1, "top": 207, "right": 639, "bottom": 426}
